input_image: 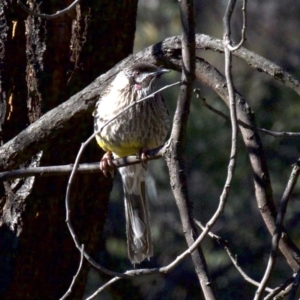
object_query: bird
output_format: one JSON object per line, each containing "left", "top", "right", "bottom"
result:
{"left": 93, "top": 62, "right": 170, "bottom": 264}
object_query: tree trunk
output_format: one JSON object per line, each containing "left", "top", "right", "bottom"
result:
{"left": 0, "top": 1, "right": 138, "bottom": 299}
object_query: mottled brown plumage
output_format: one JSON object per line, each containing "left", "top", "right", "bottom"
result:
{"left": 93, "top": 63, "right": 170, "bottom": 264}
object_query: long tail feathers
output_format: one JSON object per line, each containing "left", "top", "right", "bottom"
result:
{"left": 119, "top": 164, "right": 152, "bottom": 264}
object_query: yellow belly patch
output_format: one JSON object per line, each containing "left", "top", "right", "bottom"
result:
{"left": 95, "top": 135, "right": 147, "bottom": 157}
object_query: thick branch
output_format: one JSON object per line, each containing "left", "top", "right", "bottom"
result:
{"left": 255, "top": 160, "right": 300, "bottom": 299}
{"left": 1, "top": 34, "right": 300, "bottom": 172}
{"left": 164, "top": 2, "right": 216, "bottom": 300}
{"left": 0, "top": 59, "right": 127, "bottom": 171}
{"left": 194, "top": 35, "right": 300, "bottom": 95}
{"left": 188, "top": 58, "right": 300, "bottom": 271}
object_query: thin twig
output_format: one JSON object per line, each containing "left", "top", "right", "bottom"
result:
{"left": 228, "top": 0, "right": 247, "bottom": 51}
{"left": 264, "top": 276, "right": 294, "bottom": 300}
{"left": 222, "top": 0, "right": 239, "bottom": 203}
{"left": 17, "top": 0, "right": 80, "bottom": 20}
{"left": 65, "top": 133, "right": 146, "bottom": 278}
{"left": 64, "top": 132, "right": 161, "bottom": 278}
{"left": 287, "top": 269, "right": 300, "bottom": 300}
{"left": 224, "top": 245, "right": 273, "bottom": 292}
{"left": 255, "top": 160, "right": 300, "bottom": 300}
{"left": 194, "top": 89, "right": 300, "bottom": 138}
{"left": 197, "top": 0, "right": 240, "bottom": 271}
{"left": 276, "top": 286, "right": 293, "bottom": 300}
{"left": 196, "top": 217, "right": 298, "bottom": 300}
{"left": 0, "top": 148, "right": 164, "bottom": 181}
{"left": 194, "top": 220, "right": 273, "bottom": 293}
{"left": 85, "top": 277, "right": 121, "bottom": 300}
{"left": 59, "top": 244, "right": 85, "bottom": 300}
{"left": 64, "top": 133, "right": 121, "bottom": 276}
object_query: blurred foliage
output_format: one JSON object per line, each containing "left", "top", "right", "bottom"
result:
{"left": 96, "top": 0, "right": 300, "bottom": 299}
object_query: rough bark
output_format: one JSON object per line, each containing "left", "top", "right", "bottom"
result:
{"left": 0, "top": 1, "right": 138, "bottom": 299}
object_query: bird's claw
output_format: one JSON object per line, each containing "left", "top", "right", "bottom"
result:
{"left": 136, "top": 148, "right": 148, "bottom": 169}
{"left": 100, "top": 151, "right": 115, "bottom": 177}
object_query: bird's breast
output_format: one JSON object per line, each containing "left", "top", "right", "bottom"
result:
{"left": 94, "top": 89, "right": 169, "bottom": 157}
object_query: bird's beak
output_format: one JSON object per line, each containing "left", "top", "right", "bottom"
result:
{"left": 151, "top": 68, "right": 170, "bottom": 77}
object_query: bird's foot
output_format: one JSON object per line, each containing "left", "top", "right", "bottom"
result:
{"left": 136, "top": 148, "right": 148, "bottom": 169}
{"left": 100, "top": 151, "right": 115, "bottom": 177}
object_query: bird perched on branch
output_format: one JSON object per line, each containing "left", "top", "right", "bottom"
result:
{"left": 93, "top": 62, "right": 170, "bottom": 264}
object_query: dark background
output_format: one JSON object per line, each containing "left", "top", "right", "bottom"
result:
{"left": 1, "top": 0, "right": 300, "bottom": 299}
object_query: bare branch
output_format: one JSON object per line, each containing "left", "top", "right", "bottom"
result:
{"left": 64, "top": 132, "right": 128, "bottom": 278}
{"left": 196, "top": 219, "right": 299, "bottom": 300}
{"left": 164, "top": 1, "right": 216, "bottom": 299}
{"left": 194, "top": 34, "right": 300, "bottom": 96}
{"left": 0, "top": 151, "right": 163, "bottom": 181}
{"left": 255, "top": 160, "right": 300, "bottom": 300}
{"left": 85, "top": 221, "right": 228, "bottom": 298}
{"left": 194, "top": 220, "right": 273, "bottom": 293}
{"left": 214, "top": 0, "right": 239, "bottom": 232}
{"left": 194, "top": 89, "right": 300, "bottom": 138}
{"left": 17, "top": 0, "right": 80, "bottom": 20}
{"left": 228, "top": 0, "right": 247, "bottom": 51}
{"left": 193, "top": 57, "right": 300, "bottom": 272}
{"left": 85, "top": 277, "right": 121, "bottom": 300}
{"left": 264, "top": 276, "right": 294, "bottom": 300}
{"left": 178, "top": 2, "right": 243, "bottom": 284}
{"left": 59, "top": 244, "right": 85, "bottom": 300}
{"left": 224, "top": 245, "right": 272, "bottom": 293}
{"left": 2, "top": 34, "right": 300, "bottom": 172}
{"left": 287, "top": 269, "right": 300, "bottom": 300}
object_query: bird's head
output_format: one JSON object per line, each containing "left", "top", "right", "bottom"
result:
{"left": 124, "top": 63, "right": 170, "bottom": 92}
